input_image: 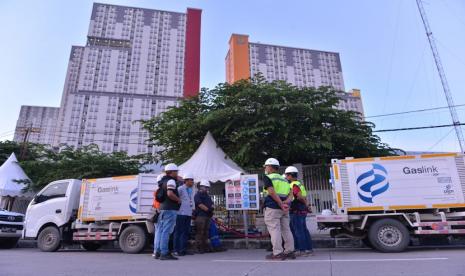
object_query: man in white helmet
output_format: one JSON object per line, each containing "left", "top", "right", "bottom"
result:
{"left": 173, "top": 173, "right": 195, "bottom": 256}
{"left": 285, "top": 166, "right": 313, "bottom": 256}
{"left": 262, "top": 158, "right": 295, "bottom": 260}
{"left": 155, "top": 163, "right": 182, "bottom": 260}
{"left": 194, "top": 180, "right": 214, "bottom": 253}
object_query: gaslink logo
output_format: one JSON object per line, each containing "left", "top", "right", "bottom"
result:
{"left": 129, "top": 188, "right": 138, "bottom": 213}
{"left": 356, "top": 163, "right": 389, "bottom": 203}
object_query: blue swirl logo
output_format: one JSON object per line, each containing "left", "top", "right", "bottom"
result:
{"left": 129, "top": 188, "right": 138, "bottom": 213}
{"left": 356, "top": 163, "right": 389, "bottom": 203}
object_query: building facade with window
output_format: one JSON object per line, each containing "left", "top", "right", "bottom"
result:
{"left": 13, "top": 106, "right": 59, "bottom": 145}
{"left": 54, "top": 3, "right": 201, "bottom": 154}
{"left": 225, "top": 34, "right": 364, "bottom": 116}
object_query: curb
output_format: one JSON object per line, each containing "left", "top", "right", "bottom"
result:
{"left": 18, "top": 236, "right": 465, "bottom": 250}
{"left": 16, "top": 236, "right": 355, "bottom": 250}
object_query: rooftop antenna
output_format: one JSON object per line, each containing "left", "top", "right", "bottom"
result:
{"left": 416, "top": 0, "right": 465, "bottom": 152}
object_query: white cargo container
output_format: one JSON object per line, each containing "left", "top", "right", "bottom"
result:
{"left": 78, "top": 175, "right": 155, "bottom": 222}
{"left": 24, "top": 174, "right": 159, "bottom": 253}
{"left": 317, "top": 153, "right": 465, "bottom": 252}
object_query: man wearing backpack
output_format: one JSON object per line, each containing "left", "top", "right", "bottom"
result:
{"left": 154, "top": 163, "right": 182, "bottom": 260}
{"left": 152, "top": 173, "right": 164, "bottom": 258}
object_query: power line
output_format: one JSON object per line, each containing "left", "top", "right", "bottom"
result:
{"left": 374, "top": 123, "right": 465, "bottom": 133}
{"left": 440, "top": 0, "right": 465, "bottom": 29}
{"left": 365, "top": 103, "right": 465, "bottom": 119}
{"left": 428, "top": 128, "right": 454, "bottom": 150}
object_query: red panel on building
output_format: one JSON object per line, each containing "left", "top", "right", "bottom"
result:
{"left": 183, "top": 8, "right": 202, "bottom": 98}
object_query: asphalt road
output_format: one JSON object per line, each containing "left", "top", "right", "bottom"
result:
{"left": 2, "top": 247, "right": 465, "bottom": 276}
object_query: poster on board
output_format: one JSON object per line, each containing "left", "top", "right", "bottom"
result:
{"left": 225, "top": 174, "right": 259, "bottom": 210}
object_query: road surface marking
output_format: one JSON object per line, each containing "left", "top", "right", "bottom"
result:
{"left": 212, "top": 257, "right": 448, "bottom": 263}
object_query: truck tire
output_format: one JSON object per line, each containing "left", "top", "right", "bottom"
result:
{"left": 81, "top": 242, "right": 102, "bottom": 251}
{"left": 368, "top": 218, "right": 410, "bottom": 253}
{"left": 0, "top": 238, "right": 19, "bottom": 249}
{"left": 119, "top": 225, "right": 147, "bottom": 254}
{"left": 37, "top": 226, "right": 61, "bottom": 252}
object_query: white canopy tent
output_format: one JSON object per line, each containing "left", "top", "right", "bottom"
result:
{"left": 0, "top": 153, "right": 32, "bottom": 212}
{"left": 178, "top": 132, "right": 244, "bottom": 183}
{"left": 0, "top": 153, "right": 30, "bottom": 197}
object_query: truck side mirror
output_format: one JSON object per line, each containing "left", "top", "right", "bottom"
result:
{"left": 34, "top": 194, "right": 44, "bottom": 204}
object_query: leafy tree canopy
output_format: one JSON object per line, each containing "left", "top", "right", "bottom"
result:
{"left": 141, "top": 77, "right": 395, "bottom": 169}
{"left": 0, "top": 142, "right": 148, "bottom": 192}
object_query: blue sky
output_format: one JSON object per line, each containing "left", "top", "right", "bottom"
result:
{"left": 1, "top": 0, "right": 465, "bottom": 152}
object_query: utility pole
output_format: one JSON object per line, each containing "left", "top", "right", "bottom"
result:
{"left": 416, "top": 0, "right": 465, "bottom": 152}
{"left": 18, "top": 125, "right": 40, "bottom": 160}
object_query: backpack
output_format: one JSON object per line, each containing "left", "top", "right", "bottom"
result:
{"left": 155, "top": 182, "right": 167, "bottom": 203}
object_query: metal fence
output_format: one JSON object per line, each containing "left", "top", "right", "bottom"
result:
{"left": 210, "top": 164, "right": 333, "bottom": 216}
{"left": 301, "top": 164, "right": 333, "bottom": 213}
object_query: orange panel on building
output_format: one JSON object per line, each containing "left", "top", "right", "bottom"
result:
{"left": 226, "top": 34, "right": 251, "bottom": 83}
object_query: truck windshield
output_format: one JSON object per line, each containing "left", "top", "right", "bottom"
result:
{"left": 35, "top": 182, "right": 69, "bottom": 204}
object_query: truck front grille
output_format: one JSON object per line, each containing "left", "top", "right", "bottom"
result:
{"left": 0, "top": 215, "right": 23, "bottom": 222}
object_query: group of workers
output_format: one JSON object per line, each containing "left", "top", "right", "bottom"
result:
{"left": 152, "top": 163, "right": 217, "bottom": 261}
{"left": 152, "top": 157, "right": 313, "bottom": 261}
{"left": 263, "top": 157, "right": 313, "bottom": 260}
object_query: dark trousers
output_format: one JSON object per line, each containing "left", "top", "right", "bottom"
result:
{"left": 174, "top": 215, "right": 192, "bottom": 253}
{"left": 290, "top": 213, "right": 313, "bottom": 251}
{"left": 195, "top": 216, "right": 211, "bottom": 252}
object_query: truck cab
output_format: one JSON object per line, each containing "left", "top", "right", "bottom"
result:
{"left": 24, "top": 179, "right": 81, "bottom": 251}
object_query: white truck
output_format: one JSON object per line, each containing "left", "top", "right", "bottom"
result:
{"left": 317, "top": 153, "right": 465, "bottom": 252}
{"left": 24, "top": 174, "right": 158, "bottom": 253}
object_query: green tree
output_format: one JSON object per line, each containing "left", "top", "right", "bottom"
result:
{"left": 0, "top": 141, "right": 149, "bottom": 191}
{"left": 0, "top": 140, "right": 44, "bottom": 164}
{"left": 141, "top": 77, "right": 395, "bottom": 169}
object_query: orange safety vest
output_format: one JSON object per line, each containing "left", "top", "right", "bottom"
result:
{"left": 152, "top": 189, "right": 161, "bottom": 209}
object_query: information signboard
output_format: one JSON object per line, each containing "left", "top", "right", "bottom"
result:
{"left": 225, "top": 174, "right": 259, "bottom": 210}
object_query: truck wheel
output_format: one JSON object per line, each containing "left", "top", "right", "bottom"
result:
{"left": 368, "top": 218, "right": 410, "bottom": 253}
{"left": 0, "top": 238, "right": 19, "bottom": 249}
{"left": 81, "top": 242, "right": 102, "bottom": 251}
{"left": 119, "top": 225, "right": 146, "bottom": 254}
{"left": 37, "top": 226, "right": 61, "bottom": 252}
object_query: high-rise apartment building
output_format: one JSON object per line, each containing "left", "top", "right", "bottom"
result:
{"left": 13, "top": 106, "right": 59, "bottom": 145}
{"left": 54, "top": 3, "right": 201, "bottom": 155}
{"left": 225, "top": 34, "right": 364, "bottom": 115}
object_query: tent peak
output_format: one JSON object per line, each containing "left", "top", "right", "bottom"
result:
{"left": 4, "top": 153, "right": 18, "bottom": 164}
{"left": 179, "top": 132, "right": 244, "bottom": 182}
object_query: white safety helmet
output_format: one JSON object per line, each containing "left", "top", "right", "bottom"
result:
{"left": 183, "top": 172, "right": 194, "bottom": 180}
{"left": 264, "top": 158, "right": 280, "bottom": 167}
{"left": 285, "top": 166, "right": 299, "bottom": 174}
{"left": 164, "top": 163, "right": 178, "bottom": 172}
{"left": 200, "top": 179, "right": 210, "bottom": 187}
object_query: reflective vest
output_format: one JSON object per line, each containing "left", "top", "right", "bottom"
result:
{"left": 264, "top": 173, "right": 291, "bottom": 197}
{"left": 290, "top": 180, "right": 307, "bottom": 197}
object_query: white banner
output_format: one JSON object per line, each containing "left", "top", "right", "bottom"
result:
{"left": 225, "top": 174, "right": 259, "bottom": 210}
